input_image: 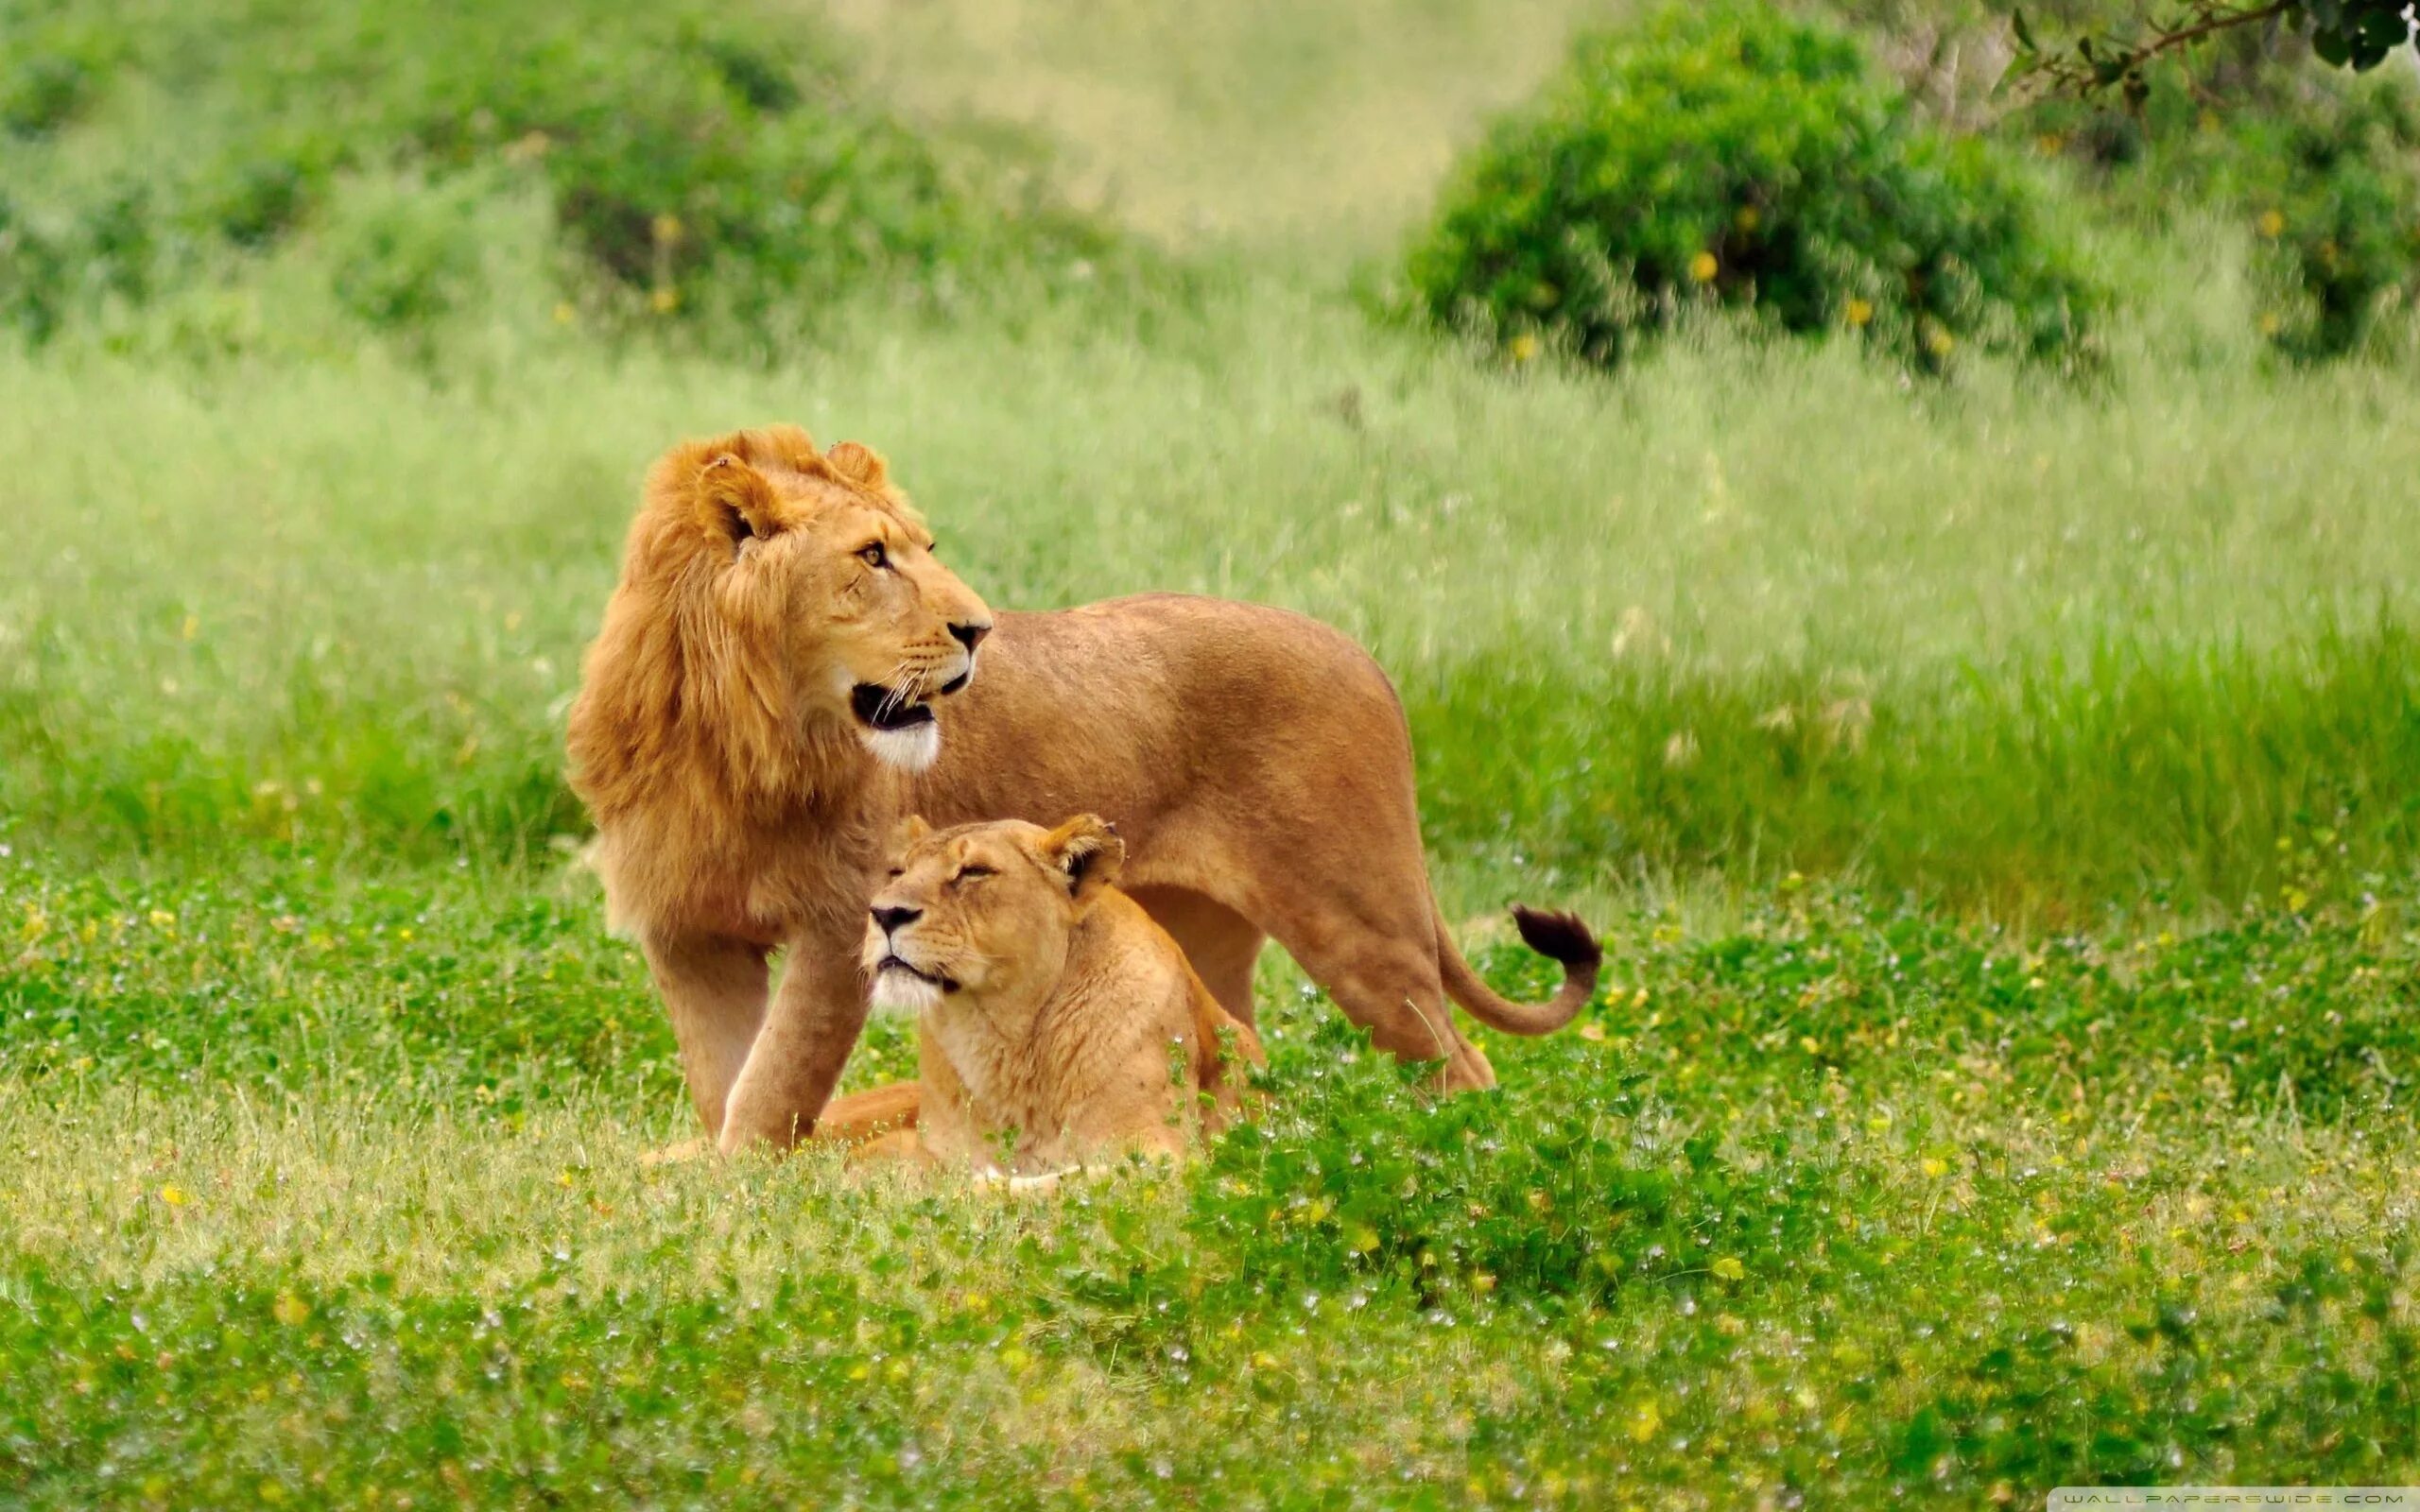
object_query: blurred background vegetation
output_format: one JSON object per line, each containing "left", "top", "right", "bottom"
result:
{"left": 2, "top": 0, "right": 2417, "bottom": 915}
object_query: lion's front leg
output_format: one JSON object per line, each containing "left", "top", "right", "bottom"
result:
{"left": 717, "top": 924, "right": 873, "bottom": 1154}
{"left": 641, "top": 931, "right": 771, "bottom": 1142}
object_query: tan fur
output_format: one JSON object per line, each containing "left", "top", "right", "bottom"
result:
{"left": 854, "top": 816, "right": 1260, "bottom": 1177}
{"left": 567, "top": 426, "right": 1599, "bottom": 1156}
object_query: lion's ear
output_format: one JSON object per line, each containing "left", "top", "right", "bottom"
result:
{"left": 1040, "top": 816, "right": 1123, "bottom": 907}
{"left": 699, "top": 454, "right": 780, "bottom": 549}
{"left": 887, "top": 814, "right": 933, "bottom": 860}
{"left": 825, "top": 441, "right": 889, "bottom": 490}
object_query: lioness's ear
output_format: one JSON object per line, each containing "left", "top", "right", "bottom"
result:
{"left": 699, "top": 454, "right": 780, "bottom": 549}
{"left": 825, "top": 441, "right": 889, "bottom": 490}
{"left": 1041, "top": 816, "right": 1123, "bottom": 907}
{"left": 887, "top": 814, "right": 933, "bottom": 860}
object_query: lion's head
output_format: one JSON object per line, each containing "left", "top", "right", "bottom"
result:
{"left": 860, "top": 814, "right": 1125, "bottom": 1014}
{"left": 569, "top": 425, "right": 994, "bottom": 825}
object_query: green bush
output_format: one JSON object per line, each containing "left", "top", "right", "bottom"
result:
{"left": 0, "top": 1, "right": 1115, "bottom": 350}
{"left": 0, "top": 53, "right": 96, "bottom": 138}
{"left": 329, "top": 178, "right": 486, "bottom": 333}
{"left": 1406, "top": 4, "right": 2100, "bottom": 370}
{"left": 2201, "top": 82, "right": 2420, "bottom": 358}
{"left": 0, "top": 194, "right": 69, "bottom": 342}
{"left": 2024, "top": 58, "right": 2420, "bottom": 360}
{"left": 430, "top": 26, "right": 1039, "bottom": 323}
{"left": 205, "top": 152, "right": 321, "bottom": 249}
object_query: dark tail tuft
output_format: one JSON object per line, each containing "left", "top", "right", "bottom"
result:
{"left": 1512, "top": 904, "right": 1601, "bottom": 971}
{"left": 1434, "top": 899, "right": 1602, "bottom": 1037}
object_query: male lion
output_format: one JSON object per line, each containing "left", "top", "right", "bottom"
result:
{"left": 852, "top": 814, "right": 1260, "bottom": 1177}
{"left": 567, "top": 424, "right": 1599, "bottom": 1155}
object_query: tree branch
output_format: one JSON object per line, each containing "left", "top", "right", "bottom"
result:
{"left": 2131, "top": 0, "right": 2297, "bottom": 66}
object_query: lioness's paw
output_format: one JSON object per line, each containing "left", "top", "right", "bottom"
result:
{"left": 639, "top": 1137, "right": 711, "bottom": 1168}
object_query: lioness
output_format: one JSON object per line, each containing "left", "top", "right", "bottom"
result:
{"left": 568, "top": 424, "right": 1599, "bottom": 1155}
{"left": 851, "top": 814, "right": 1259, "bottom": 1177}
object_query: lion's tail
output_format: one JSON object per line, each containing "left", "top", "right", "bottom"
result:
{"left": 1432, "top": 900, "right": 1601, "bottom": 1037}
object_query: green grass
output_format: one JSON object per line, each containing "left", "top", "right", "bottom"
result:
{"left": 7, "top": 0, "right": 2420, "bottom": 1503}
{"left": 7, "top": 865, "right": 2420, "bottom": 1503}
{"left": 8, "top": 272, "right": 2419, "bottom": 902}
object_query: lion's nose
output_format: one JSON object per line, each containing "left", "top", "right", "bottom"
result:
{"left": 871, "top": 905, "right": 923, "bottom": 935}
{"left": 948, "top": 620, "right": 992, "bottom": 653}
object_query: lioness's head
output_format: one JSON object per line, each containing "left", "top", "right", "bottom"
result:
{"left": 573, "top": 425, "right": 994, "bottom": 791}
{"left": 861, "top": 814, "right": 1125, "bottom": 1014}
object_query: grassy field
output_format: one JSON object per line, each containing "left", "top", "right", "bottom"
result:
{"left": 6, "top": 0, "right": 2420, "bottom": 1504}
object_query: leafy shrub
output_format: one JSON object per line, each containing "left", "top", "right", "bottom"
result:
{"left": 0, "top": 1, "right": 1115, "bottom": 351}
{"left": 0, "top": 195, "right": 69, "bottom": 342}
{"left": 206, "top": 152, "right": 321, "bottom": 249}
{"left": 0, "top": 53, "right": 96, "bottom": 138}
{"left": 416, "top": 26, "right": 1021, "bottom": 321}
{"left": 2023, "top": 43, "right": 2420, "bottom": 361}
{"left": 329, "top": 178, "right": 486, "bottom": 333}
{"left": 0, "top": 180, "right": 162, "bottom": 344}
{"left": 1406, "top": 3, "right": 2100, "bottom": 370}
{"left": 2195, "top": 81, "right": 2420, "bottom": 358}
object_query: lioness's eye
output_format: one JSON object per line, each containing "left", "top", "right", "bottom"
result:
{"left": 953, "top": 865, "right": 994, "bottom": 884}
{"left": 886, "top": 867, "right": 905, "bottom": 880}
{"left": 857, "top": 541, "right": 889, "bottom": 569}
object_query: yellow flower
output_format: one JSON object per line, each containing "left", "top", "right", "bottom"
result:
{"left": 147, "top": 909, "right": 176, "bottom": 932}
{"left": 552, "top": 301, "right": 576, "bottom": 325}
{"left": 1507, "top": 333, "right": 1540, "bottom": 363}
{"left": 1687, "top": 250, "right": 1720, "bottom": 284}
{"left": 648, "top": 286, "right": 681, "bottom": 315}
{"left": 1711, "top": 1256, "right": 1745, "bottom": 1281}
{"left": 272, "top": 1294, "right": 310, "bottom": 1328}
{"left": 1922, "top": 1157, "right": 1950, "bottom": 1179}
{"left": 1844, "top": 297, "right": 1874, "bottom": 328}
{"left": 181, "top": 614, "right": 199, "bottom": 642}
{"left": 2258, "top": 311, "right": 2283, "bottom": 336}
{"left": 1924, "top": 323, "right": 1956, "bottom": 358}
{"left": 1629, "top": 1400, "right": 1663, "bottom": 1442}
{"left": 650, "top": 213, "right": 685, "bottom": 247}
{"left": 159, "top": 1184, "right": 187, "bottom": 1207}
{"left": 2256, "top": 209, "right": 2286, "bottom": 239}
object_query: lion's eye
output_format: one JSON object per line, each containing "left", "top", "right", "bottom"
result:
{"left": 885, "top": 867, "right": 905, "bottom": 880}
{"left": 857, "top": 541, "right": 889, "bottom": 570}
{"left": 953, "top": 865, "right": 994, "bottom": 884}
